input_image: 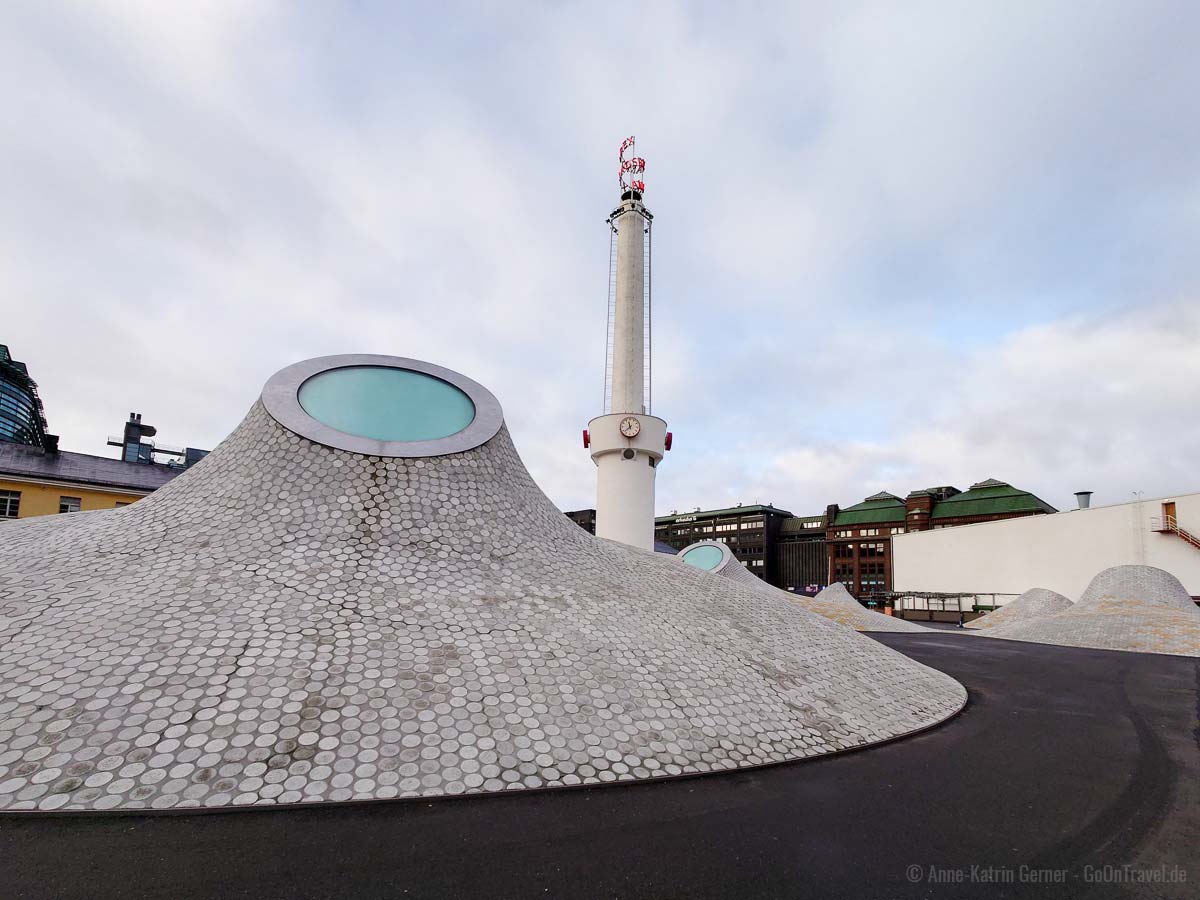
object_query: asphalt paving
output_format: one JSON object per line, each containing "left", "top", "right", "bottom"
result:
{"left": 1, "top": 633, "right": 1196, "bottom": 900}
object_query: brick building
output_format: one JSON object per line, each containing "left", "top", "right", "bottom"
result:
{"left": 826, "top": 479, "right": 1056, "bottom": 596}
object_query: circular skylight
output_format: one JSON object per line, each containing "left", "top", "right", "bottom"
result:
{"left": 261, "top": 354, "right": 503, "bottom": 457}
{"left": 298, "top": 367, "right": 475, "bottom": 442}
{"left": 682, "top": 544, "right": 726, "bottom": 571}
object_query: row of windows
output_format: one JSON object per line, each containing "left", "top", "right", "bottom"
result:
{"left": 0, "top": 381, "right": 38, "bottom": 413}
{"left": 663, "top": 525, "right": 764, "bottom": 539}
{"left": 833, "top": 542, "right": 886, "bottom": 558}
{"left": 832, "top": 526, "right": 905, "bottom": 538}
{"left": 0, "top": 379, "right": 42, "bottom": 445}
{"left": 663, "top": 515, "right": 764, "bottom": 530}
{"left": 832, "top": 560, "right": 885, "bottom": 575}
{"left": 0, "top": 490, "right": 131, "bottom": 518}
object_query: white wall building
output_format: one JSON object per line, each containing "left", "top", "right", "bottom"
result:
{"left": 893, "top": 492, "right": 1200, "bottom": 601}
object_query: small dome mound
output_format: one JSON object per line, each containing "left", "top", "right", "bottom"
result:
{"left": 966, "top": 588, "right": 1072, "bottom": 630}
{"left": 979, "top": 566, "right": 1200, "bottom": 657}
{"left": 814, "top": 583, "right": 858, "bottom": 605}
{"left": 807, "top": 583, "right": 931, "bottom": 634}
{"left": 678, "top": 543, "right": 930, "bottom": 634}
{"left": 1075, "top": 565, "right": 1196, "bottom": 612}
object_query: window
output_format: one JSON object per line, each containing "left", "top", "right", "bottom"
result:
{"left": 859, "top": 542, "right": 885, "bottom": 558}
{"left": 833, "top": 563, "right": 854, "bottom": 588}
{"left": 59, "top": 496, "right": 81, "bottom": 514}
{"left": 0, "top": 490, "right": 19, "bottom": 518}
{"left": 834, "top": 543, "right": 854, "bottom": 559}
{"left": 891, "top": 527, "right": 905, "bottom": 535}
{"left": 860, "top": 528, "right": 880, "bottom": 537}
{"left": 860, "top": 559, "right": 885, "bottom": 591}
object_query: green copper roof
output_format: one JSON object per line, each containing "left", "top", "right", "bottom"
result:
{"left": 832, "top": 492, "right": 905, "bottom": 526}
{"left": 930, "top": 479, "right": 1056, "bottom": 519}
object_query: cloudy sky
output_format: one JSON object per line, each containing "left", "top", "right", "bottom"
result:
{"left": 4, "top": 1, "right": 1198, "bottom": 516}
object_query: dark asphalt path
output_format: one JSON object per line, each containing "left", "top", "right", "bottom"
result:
{"left": 1, "top": 634, "right": 1196, "bottom": 900}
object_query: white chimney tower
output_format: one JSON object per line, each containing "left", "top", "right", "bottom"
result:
{"left": 584, "top": 137, "right": 670, "bottom": 550}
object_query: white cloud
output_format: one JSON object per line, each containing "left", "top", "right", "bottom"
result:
{"left": 1, "top": 1, "right": 1197, "bottom": 518}
{"left": 728, "top": 303, "right": 1200, "bottom": 515}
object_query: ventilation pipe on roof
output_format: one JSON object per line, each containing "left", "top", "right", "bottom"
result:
{"left": 1075, "top": 491, "right": 1093, "bottom": 510}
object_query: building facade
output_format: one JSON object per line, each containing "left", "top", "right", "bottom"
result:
{"left": 893, "top": 492, "right": 1200, "bottom": 600}
{"left": 826, "top": 479, "right": 1056, "bottom": 596}
{"left": 0, "top": 344, "right": 54, "bottom": 451}
{"left": 655, "top": 504, "right": 794, "bottom": 583}
{"left": 776, "top": 514, "right": 828, "bottom": 594}
{"left": 0, "top": 442, "right": 182, "bottom": 518}
{"left": 564, "top": 508, "right": 596, "bottom": 534}
{"left": 0, "top": 384, "right": 208, "bottom": 520}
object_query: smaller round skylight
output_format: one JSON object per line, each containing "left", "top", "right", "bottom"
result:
{"left": 682, "top": 544, "right": 726, "bottom": 571}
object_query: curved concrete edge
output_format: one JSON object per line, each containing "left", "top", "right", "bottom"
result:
{"left": 0, "top": 676, "right": 968, "bottom": 819}
{"left": 976, "top": 627, "right": 1200, "bottom": 659}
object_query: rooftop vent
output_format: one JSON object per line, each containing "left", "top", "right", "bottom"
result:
{"left": 1075, "top": 491, "right": 1093, "bottom": 510}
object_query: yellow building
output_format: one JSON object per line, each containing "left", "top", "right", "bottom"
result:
{"left": 0, "top": 442, "right": 180, "bottom": 520}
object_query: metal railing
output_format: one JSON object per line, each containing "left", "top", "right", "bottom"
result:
{"left": 1150, "top": 515, "right": 1200, "bottom": 550}
{"left": 882, "top": 592, "right": 1021, "bottom": 619}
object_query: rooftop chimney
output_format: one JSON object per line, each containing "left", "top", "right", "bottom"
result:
{"left": 1074, "top": 491, "right": 1093, "bottom": 510}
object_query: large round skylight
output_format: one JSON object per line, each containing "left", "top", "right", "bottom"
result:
{"left": 298, "top": 367, "right": 475, "bottom": 442}
{"left": 261, "top": 354, "right": 503, "bottom": 457}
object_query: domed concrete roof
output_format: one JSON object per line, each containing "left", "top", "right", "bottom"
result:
{"left": 678, "top": 543, "right": 930, "bottom": 634}
{"left": 965, "top": 588, "right": 1072, "bottom": 630}
{"left": 979, "top": 566, "right": 1200, "bottom": 657}
{"left": 0, "top": 356, "right": 964, "bottom": 811}
{"left": 809, "top": 583, "right": 931, "bottom": 634}
{"left": 1075, "top": 565, "right": 1197, "bottom": 612}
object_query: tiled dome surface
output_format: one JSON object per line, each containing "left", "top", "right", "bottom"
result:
{"left": 980, "top": 566, "right": 1200, "bottom": 657}
{"left": 679, "top": 543, "right": 929, "bottom": 634}
{"left": 805, "top": 583, "right": 930, "bottom": 634}
{"left": 965, "top": 588, "right": 1071, "bottom": 630}
{"left": 0, "top": 396, "right": 965, "bottom": 811}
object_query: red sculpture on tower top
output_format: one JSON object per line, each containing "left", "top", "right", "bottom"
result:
{"left": 619, "top": 136, "right": 646, "bottom": 194}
